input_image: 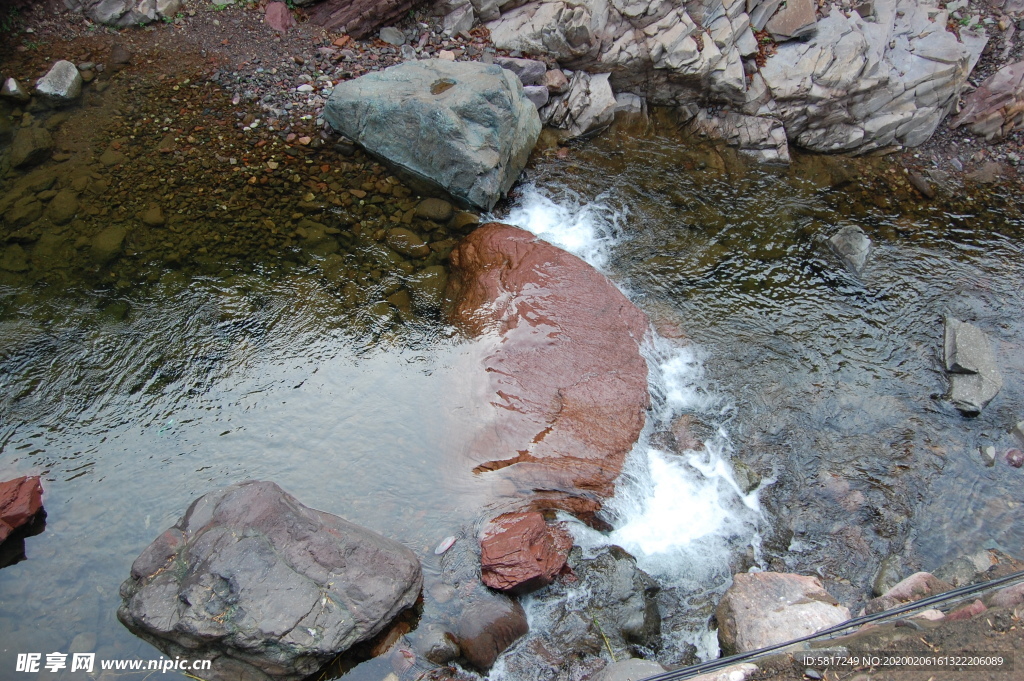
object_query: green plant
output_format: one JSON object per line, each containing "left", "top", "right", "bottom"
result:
{"left": 211, "top": 2, "right": 230, "bottom": 11}
{"left": 0, "top": 7, "right": 21, "bottom": 33}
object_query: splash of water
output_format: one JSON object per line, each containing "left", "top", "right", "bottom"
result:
{"left": 497, "top": 184, "right": 764, "bottom": 660}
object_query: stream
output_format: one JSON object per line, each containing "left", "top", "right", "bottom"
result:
{"left": 2, "top": 94, "right": 1023, "bottom": 680}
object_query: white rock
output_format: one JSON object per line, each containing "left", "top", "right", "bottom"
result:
{"left": 35, "top": 60, "right": 83, "bottom": 107}
{"left": 1, "top": 77, "right": 31, "bottom": 103}
{"left": 545, "top": 71, "right": 617, "bottom": 138}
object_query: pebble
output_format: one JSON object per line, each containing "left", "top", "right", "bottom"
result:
{"left": 434, "top": 536, "right": 457, "bottom": 554}
{"left": 980, "top": 445, "right": 996, "bottom": 466}
{"left": 1006, "top": 449, "right": 1024, "bottom": 468}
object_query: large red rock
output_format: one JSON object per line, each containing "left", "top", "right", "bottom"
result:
{"left": 0, "top": 476, "right": 44, "bottom": 543}
{"left": 445, "top": 223, "right": 650, "bottom": 523}
{"left": 480, "top": 512, "right": 572, "bottom": 595}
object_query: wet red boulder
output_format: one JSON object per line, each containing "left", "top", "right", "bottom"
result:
{"left": 480, "top": 512, "right": 572, "bottom": 595}
{"left": 446, "top": 223, "right": 650, "bottom": 523}
{"left": 0, "top": 476, "right": 44, "bottom": 543}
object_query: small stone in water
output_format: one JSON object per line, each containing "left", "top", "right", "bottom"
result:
{"left": 434, "top": 536, "right": 456, "bottom": 554}
{"left": 1006, "top": 449, "right": 1023, "bottom": 468}
{"left": 804, "top": 669, "right": 823, "bottom": 680}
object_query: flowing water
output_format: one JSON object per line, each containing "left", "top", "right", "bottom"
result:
{"left": 2, "top": 88, "right": 1024, "bottom": 681}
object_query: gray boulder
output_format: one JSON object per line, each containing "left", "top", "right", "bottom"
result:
{"left": 544, "top": 71, "right": 617, "bottom": 138}
{"left": 588, "top": 658, "right": 667, "bottom": 681}
{"left": 494, "top": 56, "right": 548, "bottom": 86}
{"left": 522, "top": 84, "right": 550, "bottom": 109}
{"left": 118, "top": 481, "right": 422, "bottom": 681}
{"left": 323, "top": 59, "right": 540, "bottom": 212}
{"left": 944, "top": 316, "right": 1002, "bottom": 414}
{"left": 76, "top": 0, "right": 180, "bottom": 26}
{"left": 829, "top": 224, "right": 872, "bottom": 274}
{"left": 716, "top": 572, "right": 850, "bottom": 655}
{"left": 35, "top": 61, "right": 83, "bottom": 108}
{"left": 1, "top": 77, "right": 31, "bottom": 103}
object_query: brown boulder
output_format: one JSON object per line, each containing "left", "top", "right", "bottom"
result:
{"left": 445, "top": 223, "right": 650, "bottom": 522}
{"left": 0, "top": 476, "right": 44, "bottom": 543}
{"left": 308, "top": 0, "right": 420, "bottom": 39}
{"left": 451, "top": 591, "right": 529, "bottom": 671}
{"left": 864, "top": 572, "right": 952, "bottom": 615}
{"left": 480, "top": 512, "right": 572, "bottom": 595}
{"left": 716, "top": 572, "right": 851, "bottom": 655}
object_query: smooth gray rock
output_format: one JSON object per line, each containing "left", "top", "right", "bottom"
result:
{"left": 494, "top": 56, "right": 548, "bottom": 86}
{"left": 323, "top": 59, "right": 540, "bottom": 211}
{"left": 522, "top": 84, "right": 550, "bottom": 109}
{"left": 829, "top": 224, "right": 872, "bottom": 274}
{"left": 1013, "top": 420, "right": 1024, "bottom": 445}
{"left": 442, "top": 3, "right": 475, "bottom": 36}
{"left": 545, "top": 71, "right": 617, "bottom": 139}
{"left": 35, "top": 61, "right": 83, "bottom": 107}
{"left": 944, "top": 316, "right": 1002, "bottom": 414}
{"left": 614, "top": 92, "right": 646, "bottom": 115}
{"left": 588, "top": 658, "right": 667, "bottom": 681}
{"left": 379, "top": 26, "right": 406, "bottom": 46}
{"left": 1, "top": 77, "right": 31, "bottom": 103}
{"left": 118, "top": 481, "right": 422, "bottom": 681}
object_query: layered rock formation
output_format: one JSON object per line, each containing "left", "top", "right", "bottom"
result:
{"left": 324, "top": 60, "right": 540, "bottom": 211}
{"left": 119, "top": 481, "right": 422, "bottom": 681}
{"left": 445, "top": 223, "right": 650, "bottom": 522}
{"left": 483, "top": 0, "right": 988, "bottom": 157}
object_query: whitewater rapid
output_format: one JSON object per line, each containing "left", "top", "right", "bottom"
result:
{"left": 499, "top": 184, "right": 765, "bottom": 661}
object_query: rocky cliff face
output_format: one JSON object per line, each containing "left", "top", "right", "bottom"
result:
{"left": 483, "top": 0, "right": 988, "bottom": 158}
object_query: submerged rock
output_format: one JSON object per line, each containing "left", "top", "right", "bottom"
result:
{"left": 943, "top": 316, "right": 1002, "bottom": 415}
{"left": 10, "top": 127, "right": 53, "bottom": 169}
{"left": 446, "top": 223, "right": 650, "bottom": 522}
{"left": 716, "top": 572, "right": 851, "bottom": 654}
{"left": 323, "top": 60, "right": 540, "bottom": 211}
{"left": 1, "top": 77, "right": 31, "bottom": 104}
{"left": 0, "top": 476, "right": 44, "bottom": 544}
{"left": 118, "top": 481, "right": 422, "bottom": 681}
{"left": 829, "top": 224, "right": 872, "bottom": 275}
{"left": 450, "top": 590, "right": 529, "bottom": 671}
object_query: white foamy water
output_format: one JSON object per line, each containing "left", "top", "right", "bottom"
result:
{"left": 497, "top": 185, "right": 764, "bottom": 660}
{"left": 499, "top": 185, "right": 625, "bottom": 269}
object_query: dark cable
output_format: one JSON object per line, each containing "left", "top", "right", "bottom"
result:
{"left": 640, "top": 568, "right": 1024, "bottom": 681}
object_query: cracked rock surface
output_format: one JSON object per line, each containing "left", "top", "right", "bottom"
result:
{"left": 118, "top": 480, "right": 422, "bottom": 681}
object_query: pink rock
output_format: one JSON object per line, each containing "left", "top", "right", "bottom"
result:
{"left": 479, "top": 512, "right": 572, "bottom": 595}
{"left": 946, "top": 599, "right": 986, "bottom": 621}
{"left": 446, "top": 224, "right": 650, "bottom": 524}
{"left": 950, "top": 60, "right": 1024, "bottom": 141}
{"left": 987, "top": 582, "right": 1024, "bottom": 609}
{"left": 264, "top": 2, "right": 295, "bottom": 33}
{"left": 0, "top": 476, "right": 44, "bottom": 543}
{"left": 865, "top": 572, "right": 953, "bottom": 615}
{"left": 715, "top": 572, "right": 851, "bottom": 655}
{"left": 1006, "top": 449, "right": 1024, "bottom": 468}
